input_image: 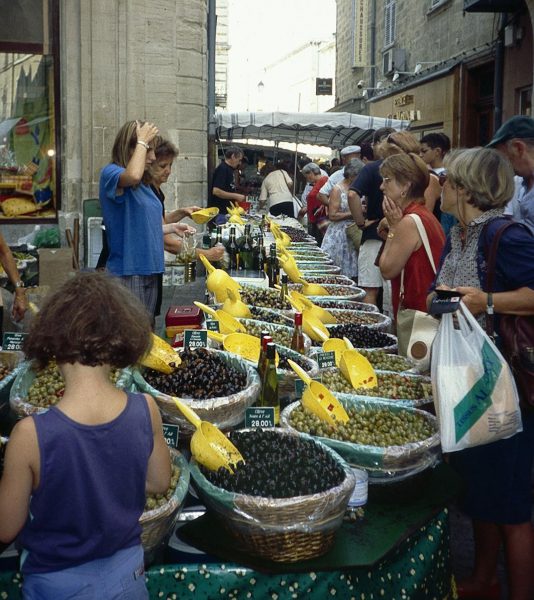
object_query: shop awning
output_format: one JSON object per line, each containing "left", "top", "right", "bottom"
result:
{"left": 215, "top": 111, "right": 410, "bottom": 150}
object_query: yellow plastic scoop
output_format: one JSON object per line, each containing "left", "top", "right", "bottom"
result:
{"left": 297, "top": 278, "right": 329, "bottom": 296}
{"left": 228, "top": 201, "right": 246, "bottom": 215}
{"left": 228, "top": 214, "right": 245, "bottom": 225}
{"left": 172, "top": 397, "right": 244, "bottom": 472}
{"left": 339, "top": 349, "right": 378, "bottom": 390}
{"left": 278, "top": 254, "right": 302, "bottom": 283}
{"left": 290, "top": 291, "right": 337, "bottom": 324}
{"left": 207, "top": 330, "right": 262, "bottom": 363}
{"left": 191, "top": 207, "right": 219, "bottom": 224}
{"left": 287, "top": 359, "right": 349, "bottom": 428}
{"left": 194, "top": 301, "right": 246, "bottom": 335}
{"left": 140, "top": 334, "right": 182, "bottom": 374}
{"left": 199, "top": 254, "right": 241, "bottom": 303}
{"left": 221, "top": 287, "right": 252, "bottom": 318}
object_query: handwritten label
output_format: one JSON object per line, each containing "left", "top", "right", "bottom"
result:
{"left": 245, "top": 407, "right": 275, "bottom": 428}
{"left": 162, "top": 424, "right": 179, "bottom": 449}
{"left": 2, "top": 332, "right": 26, "bottom": 352}
{"left": 317, "top": 351, "right": 336, "bottom": 369}
{"left": 184, "top": 329, "right": 207, "bottom": 349}
{"left": 205, "top": 320, "right": 220, "bottom": 332}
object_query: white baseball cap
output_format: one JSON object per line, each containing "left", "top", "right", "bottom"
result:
{"left": 340, "top": 145, "right": 361, "bottom": 156}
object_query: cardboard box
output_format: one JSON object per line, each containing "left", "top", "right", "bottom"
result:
{"left": 38, "top": 248, "right": 76, "bottom": 290}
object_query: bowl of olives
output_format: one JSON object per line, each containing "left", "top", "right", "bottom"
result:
{"left": 324, "top": 323, "right": 398, "bottom": 352}
{"left": 326, "top": 309, "right": 392, "bottom": 331}
{"left": 281, "top": 398, "right": 440, "bottom": 478}
{"left": 238, "top": 285, "right": 294, "bottom": 313}
{"left": 300, "top": 264, "right": 342, "bottom": 275}
{"left": 141, "top": 449, "right": 190, "bottom": 555}
{"left": 211, "top": 304, "right": 294, "bottom": 327}
{"left": 275, "top": 345, "right": 319, "bottom": 404}
{"left": 312, "top": 299, "right": 379, "bottom": 313}
{"left": 289, "top": 283, "right": 365, "bottom": 301}
{"left": 0, "top": 350, "right": 24, "bottom": 413}
{"left": 9, "top": 361, "right": 131, "bottom": 417}
{"left": 297, "top": 274, "right": 355, "bottom": 286}
{"left": 236, "top": 319, "right": 312, "bottom": 355}
{"left": 134, "top": 347, "right": 260, "bottom": 433}
{"left": 190, "top": 428, "right": 356, "bottom": 562}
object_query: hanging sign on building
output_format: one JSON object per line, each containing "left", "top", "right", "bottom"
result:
{"left": 353, "top": 0, "right": 369, "bottom": 67}
{"left": 316, "top": 78, "right": 333, "bottom": 95}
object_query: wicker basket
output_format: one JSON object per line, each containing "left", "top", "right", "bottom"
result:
{"left": 132, "top": 349, "right": 260, "bottom": 433}
{"left": 0, "top": 351, "right": 24, "bottom": 412}
{"left": 9, "top": 362, "right": 133, "bottom": 417}
{"left": 140, "top": 450, "right": 190, "bottom": 553}
{"left": 276, "top": 346, "right": 320, "bottom": 403}
{"left": 190, "top": 429, "right": 355, "bottom": 562}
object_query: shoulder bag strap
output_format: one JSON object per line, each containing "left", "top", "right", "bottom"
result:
{"left": 484, "top": 219, "right": 515, "bottom": 336}
{"left": 400, "top": 213, "right": 436, "bottom": 297}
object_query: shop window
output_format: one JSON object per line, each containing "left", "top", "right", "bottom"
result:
{"left": 384, "top": 0, "right": 396, "bottom": 48}
{"left": 0, "top": 0, "right": 59, "bottom": 222}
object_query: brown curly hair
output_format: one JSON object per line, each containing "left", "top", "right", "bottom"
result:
{"left": 24, "top": 272, "right": 152, "bottom": 369}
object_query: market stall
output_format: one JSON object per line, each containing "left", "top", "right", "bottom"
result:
{"left": 0, "top": 214, "right": 455, "bottom": 599}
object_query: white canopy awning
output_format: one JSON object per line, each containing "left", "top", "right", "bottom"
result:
{"left": 215, "top": 111, "right": 410, "bottom": 149}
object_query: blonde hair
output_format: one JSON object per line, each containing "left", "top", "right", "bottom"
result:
{"left": 380, "top": 153, "right": 430, "bottom": 200}
{"left": 444, "top": 148, "right": 515, "bottom": 210}
{"left": 111, "top": 120, "right": 145, "bottom": 168}
{"left": 377, "top": 131, "right": 420, "bottom": 158}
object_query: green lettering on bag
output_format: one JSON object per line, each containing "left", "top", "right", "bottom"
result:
{"left": 454, "top": 340, "right": 502, "bottom": 443}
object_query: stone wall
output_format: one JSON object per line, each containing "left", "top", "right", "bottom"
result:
{"left": 61, "top": 0, "right": 208, "bottom": 214}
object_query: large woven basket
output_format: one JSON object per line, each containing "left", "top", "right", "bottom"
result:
{"left": 132, "top": 348, "right": 260, "bottom": 433}
{"left": 9, "top": 362, "right": 133, "bottom": 417}
{"left": 0, "top": 351, "right": 24, "bottom": 413}
{"left": 140, "top": 449, "right": 190, "bottom": 553}
{"left": 190, "top": 428, "right": 355, "bottom": 562}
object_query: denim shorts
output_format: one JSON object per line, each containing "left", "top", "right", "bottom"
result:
{"left": 23, "top": 545, "right": 148, "bottom": 600}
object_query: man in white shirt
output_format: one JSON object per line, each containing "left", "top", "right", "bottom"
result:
{"left": 317, "top": 145, "right": 361, "bottom": 206}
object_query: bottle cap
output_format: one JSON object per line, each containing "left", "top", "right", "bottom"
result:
{"left": 262, "top": 335, "right": 273, "bottom": 350}
{"left": 281, "top": 272, "right": 288, "bottom": 283}
{"left": 294, "top": 311, "right": 303, "bottom": 325}
{"left": 266, "top": 342, "right": 276, "bottom": 359}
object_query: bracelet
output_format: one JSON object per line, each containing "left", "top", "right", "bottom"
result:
{"left": 136, "top": 140, "right": 150, "bottom": 150}
{"left": 486, "top": 292, "right": 494, "bottom": 315}
{"left": 14, "top": 280, "right": 24, "bottom": 289}
{"left": 387, "top": 230, "right": 395, "bottom": 239}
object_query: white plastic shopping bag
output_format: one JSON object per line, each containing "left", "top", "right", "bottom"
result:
{"left": 431, "top": 302, "right": 522, "bottom": 453}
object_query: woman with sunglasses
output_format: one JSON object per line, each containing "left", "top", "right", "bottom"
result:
{"left": 377, "top": 152, "right": 445, "bottom": 319}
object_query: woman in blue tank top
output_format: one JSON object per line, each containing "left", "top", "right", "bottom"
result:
{"left": 0, "top": 272, "right": 171, "bottom": 599}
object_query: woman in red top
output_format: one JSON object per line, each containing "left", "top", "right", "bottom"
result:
{"left": 377, "top": 153, "right": 445, "bottom": 317}
{"left": 298, "top": 162, "right": 329, "bottom": 243}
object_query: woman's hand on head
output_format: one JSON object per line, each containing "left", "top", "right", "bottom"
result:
{"left": 136, "top": 121, "right": 159, "bottom": 144}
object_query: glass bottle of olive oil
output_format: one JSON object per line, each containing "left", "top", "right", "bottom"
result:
{"left": 260, "top": 342, "right": 279, "bottom": 425}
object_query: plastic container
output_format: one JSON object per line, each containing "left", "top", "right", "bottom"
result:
{"left": 165, "top": 305, "right": 203, "bottom": 344}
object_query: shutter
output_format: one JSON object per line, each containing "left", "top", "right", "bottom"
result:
{"left": 384, "top": 0, "right": 396, "bottom": 47}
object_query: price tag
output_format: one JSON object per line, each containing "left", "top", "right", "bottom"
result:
{"left": 245, "top": 407, "right": 275, "bottom": 428}
{"left": 205, "top": 320, "right": 220, "bottom": 332}
{"left": 162, "top": 424, "right": 179, "bottom": 449}
{"left": 2, "top": 332, "right": 26, "bottom": 352}
{"left": 294, "top": 378, "right": 320, "bottom": 399}
{"left": 184, "top": 329, "right": 207, "bottom": 349}
{"left": 317, "top": 351, "right": 336, "bottom": 369}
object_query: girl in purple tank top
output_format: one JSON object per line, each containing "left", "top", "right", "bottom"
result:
{"left": 0, "top": 272, "right": 171, "bottom": 599}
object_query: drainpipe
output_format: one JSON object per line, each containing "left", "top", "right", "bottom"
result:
{"left": 493, "top": 13, "right": 506, "bottom": 131}
{"left": 370, "top": 0, "right": 377, "bottom": 93}
{"left": 207, "top": 0, "right": 217, "bottom": 192}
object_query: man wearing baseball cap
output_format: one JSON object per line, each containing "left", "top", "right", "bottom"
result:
{"left": 488, "top": 115, "right": 534, "bottom": 234}
{"left": 317, "top": 145, "right": 361, "bottom": 206}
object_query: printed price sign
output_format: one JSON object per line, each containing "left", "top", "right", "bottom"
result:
{"left": 205, "top": 320, "right": 220, "bottom": 332}
{"left": 184, "top": 329, "right": 207, "bottom": 349}
{"left": 2, "top": 332, "right": 26, "bottom": 352}
{"left": 162, "top": 424, "right": 179, "bottom": 449}
{"left": 245, "top": 407, "right": 275, "bottom": 428}
{"left": 317, "top": 351, "right": 336, "bottom": 369}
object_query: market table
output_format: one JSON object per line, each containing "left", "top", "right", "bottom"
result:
{"left": 0, "top": 464, "right": 459, "bottom": 599}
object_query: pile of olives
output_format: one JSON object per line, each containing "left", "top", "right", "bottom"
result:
{"left": 144, "top": 348, "right": 247, "bottom": 399}
{"left": 358, "top": 350, "right": 413, "bottom": 373}
{"left": 314, "top": 299, "right": 375, "bottom": 313}
{"left": 249, "top": 306, "right": 293, "bottom": 326}
{"left": 290, "top": 284, "right": 356, "bottom": 297}
{"left": 288, "top": 405, "right": 434, "bottom": 447}
{"left": 303, "top": 275, "right": 355, "bottom": 286}
{"left": 281, "top": 227, "right": 311, "bottom": 242}
{"left": 329, "top": 311, "right": 384, "bottom": 326}
{"left": 243, "top": 321, "right": 293, "bottom": 348}
{"left": 144, "top": 463, "right": 181, "bottom": 511}
{"left": 327, "top": 324, "right": 395, "bottom": 349}
{"left": 277, "top": 352, "right": 312, "bottom": 373}
{"left": 0, "top": 364, "right": 13, "bottom": 381}
{"left": 201, "top": 429, "right": 345, "bottom": 497}
{"left": 321, "top": 369, "right": 432, "bottom": 400}
{"left": 239, "top": 286, "right": 293, "bottom": 311}
{"left": 28, "top": 362, "right": 120, "bottom": 407}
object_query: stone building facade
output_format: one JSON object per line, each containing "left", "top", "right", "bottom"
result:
{"left": 333, "top": 0, "right": 533, "bottom": 146}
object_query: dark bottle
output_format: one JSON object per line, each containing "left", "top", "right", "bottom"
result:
{"left": 259, "top": 342, "right": 279, "bottom": 425}
{"left": 291, "top": 311, "right": 306, "bottom": 355}
{"left": 240, "top": 224, "right": 254, "bottom": 271}
{"left": 280, "top": 272, "right": 289, "bottom": 302}
{"left": 202, "top": 231, "right": 212, "bottom": 249}
{"left": 228, "top": 226, "right": 239, "bottom": 272}
{"left": 267, "top": 243, "right": 279, "bottom": 288}
{"left": 257, "top": 333, "right": 272, "bottom": 381}
{"left": 253, "top": 232, "right": 264, "bottom": 272}
{"left": 215, "top": 225, "right": 223, "bottom": 246}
